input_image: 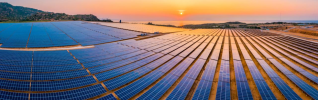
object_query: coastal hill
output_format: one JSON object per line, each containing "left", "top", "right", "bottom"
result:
{"left": 0, "top": 2, "right": 43, "bottom": 21}
{"left": 24, "top": 12, "right": 99, "bottom": 21}
{"left": 0, "top": 2, "right": 99, "bottom": 21}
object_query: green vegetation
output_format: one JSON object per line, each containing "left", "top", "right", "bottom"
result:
{"left": 265, "top": 22, "right": 287, "bottom": 24}
{"left": 23, "top": 12, "right": 99, "bottom": 21}
{"left": 100, "top": 19, "right": 113, "bottom": 22}
{"left": 225, "top": 21, "right": 246, "bottom": 24}
{"left": 182, "top": 23, "right": 220, "bottom": 29}
{"left": 146, "top": 22, "right": 176, "bottom": 27}
{"left": 147, "top": 22, "right": 154, "bottom": 25}
{"left": 0, "top": 2, "right": 100, "bottom": 22}
{"left": 0, "top": 2, "right": 43, "bottom": 21}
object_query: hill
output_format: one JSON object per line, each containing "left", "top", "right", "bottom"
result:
{"left": 0, "top": 2, "right": 43, "bottom": 21}
{"left": 0, "top": 2, "right": 99, "bottom": 21}
{"left": 23, "top": 12, "right": 99, "bottom": 21}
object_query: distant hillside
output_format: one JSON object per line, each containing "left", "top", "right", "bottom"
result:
{"left": 0, "top": 2, "right": 100, "bottom": 21}
{"left": 23, "top": 12, "right": 99, "bottom": 21}
{"left": 0, "top": 2, "right": 43, "bottom": 21}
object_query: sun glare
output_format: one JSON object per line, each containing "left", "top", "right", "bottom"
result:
{"left": 178, "top": 10, "right": 184, "bottom": 15}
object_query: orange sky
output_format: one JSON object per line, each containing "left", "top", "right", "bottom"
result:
{"left": 4, "top": 0, "right": 318, "bottom": 21}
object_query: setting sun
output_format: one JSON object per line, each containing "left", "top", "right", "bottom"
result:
{"left": 179, "top": 10, "right": 184, "bottom": 16}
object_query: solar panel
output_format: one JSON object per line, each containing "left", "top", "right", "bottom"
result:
{"left": 31, "top": 76, "right": 96, "bottom": 91}
{"left": 192, "top": 80, "right": 213, "bottom": 100}
{"left": 268, "top": 59, "right": 318, "bottom": 99}
{"left": 167, "top": 77, "right": 195, "bottom": 99}
{"left": 0, "top": 80, "right": 29, "bottom": 91}
{"left": 259, "top": 38, "right": 318, "bottom": 78}
{"left": 96, "top": 53, "right": 163, "bottom": 81}
{"left": 30, "top": 84, "right": 106, "bottom": 99}
{"left": 245, "top": 60, "right": 276, "bottom": 99}
{"left": 216, "top": 60, "right": 230, "bottom": 100}
{"left": 199, "top": 48, "right": 212, "bottom": 60}
{"left": 216, "top": 81, "right": 231, "bottom": 100}
{"left": 97, "top": 94, "right": 117, "bottom": 100}
{"left": 0, "top": 90, "right": 29, "bottom": 100}
{"left": 170, "top": 58, "right": 194, "bottom": 76}
{"left": 189, "top": 48, "right": 204, "bottom": 59}
{"left": 233, "top": 60, "right": 253, "bottom": 99}
{"left": 210, "top": 48, "right": 221, "bottom": 60}
{"left": 138, "top": 74, "right": 179, "bottom": 99}
{"left": 185, "top": 59, "right": 205, "bottom": 79}
{"left": 270, "top": 77, "right": 301, "bottom": 100}
{"left": 1, "top": 25, "right": 318, "bottom": 100}
{"left": 222, "top": 49, "right": 230, "bottom": 61}
{"left": 236, "top": 82, "right": 253, "bottom": 100}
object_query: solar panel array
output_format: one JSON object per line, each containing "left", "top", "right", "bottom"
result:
{"left": 92, "top": 22, "right": 188, "bottom": 33}
{"left": 0, "top": 21, "right": 141, "bottom": 48}
{"left": 0, "top": 21, "right": 318, "bottom": 100}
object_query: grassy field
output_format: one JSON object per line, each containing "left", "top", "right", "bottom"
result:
{"left": 289, "top": 28, "right": 318, "bottom": 36}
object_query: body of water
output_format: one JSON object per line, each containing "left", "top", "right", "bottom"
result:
{"left": 125, "top": 20, "right": 318, "bottom": 26}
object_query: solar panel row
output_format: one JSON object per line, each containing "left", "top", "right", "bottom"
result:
{"left": 235, "top": 35, "right": 277, "bottom": 100}
{"left": 240, "top": 32, "right": 316, "bottom": 99}
{"left": 0, "top": 22, "right": 318, "bottom": 100}
{"left": 0, "top": 22, "right": 141, "bottom": 48}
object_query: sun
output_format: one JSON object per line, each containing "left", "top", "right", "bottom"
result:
{"left": 178, "top": 10, "right": 184, "bottom": 15}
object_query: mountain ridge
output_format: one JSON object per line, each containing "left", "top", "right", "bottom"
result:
{"left": 0, "top": 2, "right": 99, "bottom": 22}
{"left": 23, "top": 12, "right": 99, "bottom": 21}
{"left": 0, "top": 2, "right": 44, "bottom": 21}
